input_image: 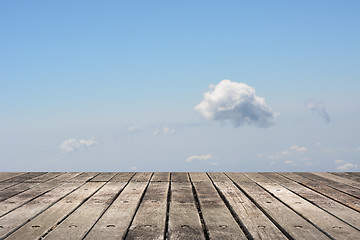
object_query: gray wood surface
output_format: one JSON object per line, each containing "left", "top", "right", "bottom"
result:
{"left": 6, "top": 182, "right": 105, "bottom": 240}
{"left": 245, "top": 172, "right": 360, "bottom": 239}
{"left": 331, "top": 172, "right": 360, "bottom": 183}
{"left": 209, "top": 173, "right": 288, "bottom": 240}
{"left": 168, "top": 182, "right": 205, "bottom": 240}
{"left": 0, "top": 182, "right": 38, "bottom": 202}
{"left": 226, "top": 172, "right": 330, "bottom": 239}
{"left": 0, "top": 172, "right": 26, "bottom": 182}
{"left": 131, "top": 172, "right": 153, "bottom": 182}
{"left": 43, "top": 182, "right": 127, "bottom": 240}
{"left": 0, "top": 182, "right": 83, "bottom": 239}
{"left": 262, "top": 172, "right": 360, "bottom": 230}
{"left": 171, "top": 172, "right": 189, "bottom": 182}
{"left": 313, "top": 172, "right": 360, "bottom": 190}
{"left": 84, "top": 181, "right": 149, "bottom": 240}
{"left": 1, "top": 172, "right": 47, "bottom": 183}
{"left": 25, "top": 172, "right": 64, "bottom": 183}
{"left": 151, "top": 172, "right": 170, "bottom": 182}
{"left": 89, "top": 172, "right": 117, "bottom": 182}
{"left": 126, "top": 181, "right": 169, "bottom": 239}
{"left": 190, "top": 172, "right": 247, "bottom": 239}
{"left": 110, "top": 172, "right": 135, "bottom": 182}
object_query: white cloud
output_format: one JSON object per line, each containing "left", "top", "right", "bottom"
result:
{"left": 195, "top": 79, "right": 276, "bottom": 128}
{"left": 153, "top": 127, "right": 176, "bottom": 136}
{"left": 290, "top": 145, "right": 307, "bottom": 152}
{"left": 334, "top": 159, "right": 358, "bottom": 171}
{"left": 305, "top": 99, "right": 330, "bottom": 123}
{"left": 284, "top": 160, "right": 295, "bottom": 165}
{"left": 60, "top": 137, "right": 97, "bottom": 153}
{"left": 129, "top": 166, "right": 138, "bottom": 171}
{"left": 186, "top": 154, "right": 213, "bottom": 162}
{"left": 128, "top": 126, "right": 139, "bottom": 131}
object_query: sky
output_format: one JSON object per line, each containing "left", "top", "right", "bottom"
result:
{"left": 1, "top": 1, "right": 359, "bottom": 172}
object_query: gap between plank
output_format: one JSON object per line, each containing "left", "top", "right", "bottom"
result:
{"left": 164, "top": 173, "right": 171, "bottom": 240}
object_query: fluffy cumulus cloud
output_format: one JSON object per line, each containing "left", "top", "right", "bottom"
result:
{"left": 305, "top": 99, "right": 330, "bottom": 123}
{"left": 334, "top": 159, "right": 358, "bottom": 171}
{"left": 195, "top": 80, "right": 276, "bottom": 128}
{"left": 60, "top": 137, "right": 97, "bottom": 153}
{"left": 186, "top": 154, "right": 213, "bottom": 162}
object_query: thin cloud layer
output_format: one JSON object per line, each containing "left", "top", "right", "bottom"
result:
{"left": 60, "top": 137, "right": 97, "bottom": 153}
{"left": 334, "top": 159, "right": 358, "bottom": 171}
{"left": 305, "top": 99, "right": 330, "bottom": 123}
{"left": 186, "top": 154, "right": 213, "bottom": 162}
{"left": 195, "top": 80, "right": 276, "bottom": 128}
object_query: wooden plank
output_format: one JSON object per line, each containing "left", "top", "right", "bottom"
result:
{"left": 331, "top": 172, "right": 360, "bottom": 183}
{"left": 279, "top": 172, "right": 360, "bottom": 212}
{"left": 43, "top": 182, "right": 127, "bottom": 240}
{"left": 171, "top": 172, "right": 189, "bottom": 182}
{"left": 189, "top": 172, "right": 210, "bottom": 182}
{"left": 0, "top": 182, "right": 83, "bottom": 239}
{"left": 0, "top": 182, "right": 18, "bottom": 191}
{"left": 189, "top": 172, "right": 247, "bottom": 239}
{"left": 263, "top": 172, "right": 360, "bottom": 230}
{"left": 168, "top": 182, "right": 205, "bottom": 239}
{"left": 0, "top": 182, "right": 39, "bottom": 202}
{"left": 208, "top": 173, "right": 288, "bottom": 239}
{"left": 6, "top": 182, "right": 104, "bottom": 240}
{"left": 126, "top": 181, "right": 169, "bottom": 239}
{"left": 0, "top": 172, "right": 26, "bottom": 182}
{"left": 151, "top": 172, "right": 170, "bottom": 182}
{"left": 226, "top": 172, "right": 330, "bottom": 239}
{"left": 131, "top": 172, "right": 153, "bottom": 182}
{"left": 245, "top": 172, "right": 360, "bottom": 239}
{"left": 313, "top": 172, "right": 360, "bottom": 190}
{"left": 0, "top": 181, "right": 65, "bottom": 217}
{"left": 89, "top": 172, "right": 117, "bottom": 182}
{"left": 67, "top": 172, "right": 99, "bottom": 182}
{"left": 84, "top": 181, "right": 149, "bottom": 239}
{"left": 2, "top": 172, "right": 47, "bottom": 183}
{"left": 296, "top": 172, "right": 360, "bottom": 199}
{"left": 25, "top": 172, "right": 64, "bottom": 183}
{"left": 110, "top": 172, "right": 135, "bottom": 182}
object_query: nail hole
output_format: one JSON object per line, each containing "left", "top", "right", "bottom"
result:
{"left": 295, "top": 225, "right": 302, "bottom": 228}
{"left": 219, "top": 225, "right": 227, "bottom": 228}
{"left": 266, "top": 201, "right": 272, "bottom": 203}
{"left": 181, "top": 225, "right": 190, "bottom": 228}
{"left": 143, "top": 225, "right": 152, "bottom": 228}
{"left": 0, "top": 226, "right": 3, "bottom": 229}
{"left": 69, "top": 225, "right": 77, "bottom": 228}
{"left": 295, "top": 202, "right": 302, "bottom": 204}
{"left": 333, "top": 226, "right": 342, "bottom": 229}
{"left": 95, "top": 200, "right": 102, "bottom": 203}
{"left": 66, "top": 201, "right": 72, "bottom": 203}
{"left": 258, "top": 226, "right": 265, "bottom": 229}
{"left": 238, "top": 201, "right": 244, "bottom": 203}
{"left": 32, "top": 225, "right": 41, "bottom": 228}
{"left": 106, "top": 224, "right": 115, "bottom": 228}
{"left": 123, "top": 200, "right": 129, "bottom": 203}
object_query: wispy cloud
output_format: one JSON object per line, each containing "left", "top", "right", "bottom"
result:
{"left": 128, "top": 126, "right": 139, "bottom": 131}
{"left": 290, "top": 145, "right": 307, "bottom": 152}
{"left": 186, "top": 154, "right": 213, "bottom": 162}
{"left": 195, "top": 79, "right": 276, "bottom": 128}
{"left": 305, "top": 99, "right": 330, "bottom": 123}
{"left": 334, "top": 159, "right": 358, "bottom": 171}
{"left": 153, "top": 127, "right": 176, "bottom": 136}
{"left": 60, "top": 137, "right": 97, "bottom": 153}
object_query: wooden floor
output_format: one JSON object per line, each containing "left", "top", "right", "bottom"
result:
{"left": 0, "top": 172, "right": 360, "bottom": 239}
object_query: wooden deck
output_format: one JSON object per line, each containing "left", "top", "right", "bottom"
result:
{"left": 0, "top": 172, "right": 360, "bottom": 239}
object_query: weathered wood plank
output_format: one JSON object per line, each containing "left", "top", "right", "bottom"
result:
{"left": 43, "top": 182, "right": 127, "bottom": 240}
{"left": 0, "top": 182, "right": 18, "bottom": 191}
{"left": 331, "top": 172, "right": 360, "bottom": 183}
{"left": 89, "top": 172, "right": 117, "bottom": 182}
{"left": 313, "top": 172, "right": 360, "bottom": 190}
{"left": 189, "top": 172, "right": 211, "bottom": 182}
{"left": 0, "top": 182, "right": 83, "bottom": 239}
{"left": 110, "top": 172, "right": 135, "bottom": 182}
{"left": 263, "top": 172, "right": 360, "bottom": 230}
{"left": 151, "top": 172, "right": 170, "bottom": 182}
{"left": 296, "top": 172, "right": 360, "bottom": 199}
{"left": 245, "top": 172, "right": 360, "bottom": 239}
{"left": 0, "top": 181, "right": 65, "bottom": 217}
{"left": 84, "top": 181, "right": 149, "bottom": 239}
{"left": 0, "top": 182, "right": 39, "bottom": 202}
{"left": 0, "top": 172, "right": 27, "bottom": 182}
{"left": 171, "top": 172, "right": 189, "bottom": 182}
{"left": 67, "top": 172, "right": 99, "bottom": 182}
{"left": 1, "top": 172, "right": 47, "bottom": 183}
{"left": 226, "top": 172, "right": 330, "bottom": 239}
{"left": 131, "top": 172, "right": 153, "bottom": 182}
{"left": 279, "top": 172, "right": 360, "bottom": 212}
{"left": 168, "top": 182, "right": 205, "bottom": 240}
{"left": 126, "top": 181, "right": 169, "bottom": 239}
{"left": 6, "top": 182, "right": 105, "bottom": 240}
{"left": 209, "top": 173, "right": 288, "bottom": 240}
{"left": 190, "top": 173, "right": 247, "bottom": 239}
{"left": 25, "top": 172, "right": 64, "bottom": 183}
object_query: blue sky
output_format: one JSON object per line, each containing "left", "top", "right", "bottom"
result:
{"left": 1, "top": 1, "right": 359, "bottom": 172}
